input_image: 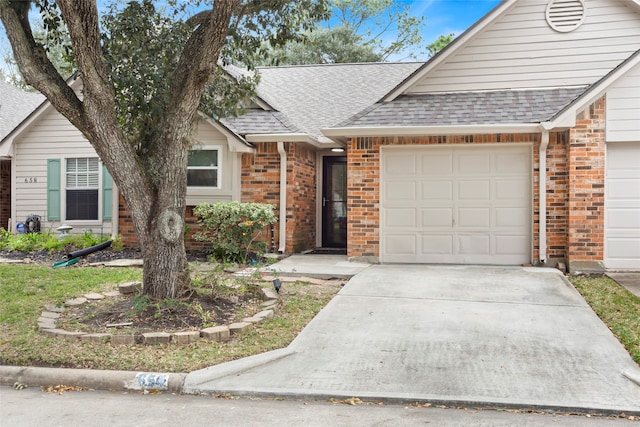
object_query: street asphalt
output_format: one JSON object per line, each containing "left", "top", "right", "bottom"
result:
{"left": 2, "top": 260, "right": 640, "bottom": 417}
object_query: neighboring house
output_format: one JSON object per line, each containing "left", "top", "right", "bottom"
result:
{"left": 0, "top": 80, "right": 44, "bottom": 231}
{"left": 1, "top": 0, "right": 639, "bottom": 273}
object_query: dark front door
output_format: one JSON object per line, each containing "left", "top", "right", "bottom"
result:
{"left": 322, "top": 156, "right": 347, "bottom": 248}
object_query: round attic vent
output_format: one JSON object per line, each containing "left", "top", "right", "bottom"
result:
{"left": 545, "top": 0, "right": 586, "bottom": 33}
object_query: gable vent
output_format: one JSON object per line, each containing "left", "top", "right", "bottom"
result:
{"left": 545, "top": 0, "right": 586, "bottom": 33}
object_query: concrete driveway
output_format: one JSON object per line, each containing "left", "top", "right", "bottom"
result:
{"left": 184, "top": 265, "right": 640, "bottom": 414}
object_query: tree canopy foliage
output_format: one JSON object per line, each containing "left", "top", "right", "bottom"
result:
{"left": 258, "top": 0, "right": 453, "bottom": 65}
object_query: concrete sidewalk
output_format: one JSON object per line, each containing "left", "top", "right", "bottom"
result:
{"left": 260, "top": 254, "right": 370, "bottom": 279}
{"left": 184, "top": 265, "right": 640, "bottom": 415}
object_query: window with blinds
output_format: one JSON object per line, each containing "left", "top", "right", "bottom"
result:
{"left": 66, "top": 157, "right": 99, "bottom": 220}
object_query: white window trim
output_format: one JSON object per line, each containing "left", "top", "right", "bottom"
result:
{"left": 187, "top": 145, "right": 222, "bottom": 190}
{"left": 62, "top": 156, "right": 102, "bottom": 224}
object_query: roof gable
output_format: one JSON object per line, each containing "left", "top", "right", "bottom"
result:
{"left": 387, "top": 0, "right": 640, "bottom": 98}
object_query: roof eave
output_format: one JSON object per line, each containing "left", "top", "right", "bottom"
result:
{"left": 245, "top": 132, "right": 339, "bottom": 148}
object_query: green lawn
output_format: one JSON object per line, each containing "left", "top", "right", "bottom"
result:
{"left": 0, "top": 264, "right": 336, "bottom": 372}
{"left": 569, "top": 275, "right": 640, "bottom": 364}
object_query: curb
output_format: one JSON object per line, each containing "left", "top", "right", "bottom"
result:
{"left": 0, "top": 366, "right": 186, "bottom": 393}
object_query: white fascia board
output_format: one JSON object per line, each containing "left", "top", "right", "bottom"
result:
{"left": 382, "top": 0, "right": 518, "bottom": 102}
{"left": 322, "top": 123, "right": 542, "bottom": 138}
{"left": 0, "top": 142, "right": 13, "bottom": 158}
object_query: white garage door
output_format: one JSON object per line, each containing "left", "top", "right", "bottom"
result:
{"left": 605, "top": 142, "right": 640, "bottom": 270}
{"left": 381, "top": 145, "right": 532, "bottom": 265}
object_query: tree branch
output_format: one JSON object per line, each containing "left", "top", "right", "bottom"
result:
{"left": 0, "top": 0, "right": 83, "bottom": 126}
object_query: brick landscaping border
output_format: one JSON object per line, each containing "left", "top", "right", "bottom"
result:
{"left": 39, "top": 280, "right": 280, "bottom": 346}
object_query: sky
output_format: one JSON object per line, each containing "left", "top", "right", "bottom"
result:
{"left": 0, "top": 0, "right": 503, "bottom": 75}
{"left": 409, "top": 0, "right": 501, "bottom": 46}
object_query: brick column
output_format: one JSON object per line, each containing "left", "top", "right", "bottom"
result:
{"left": 567, "top": 96, "right": 606, "bottom": 273}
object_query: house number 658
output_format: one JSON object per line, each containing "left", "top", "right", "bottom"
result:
{"left": 24, "top": 177, "right": 37, "bottom": 183}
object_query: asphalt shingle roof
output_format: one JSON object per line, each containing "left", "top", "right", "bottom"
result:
{"left": 221, "top": 109, "right": 298, "bottom": 135}
{"left": 342, "top": 87, "right": 589, "bottom": 127}
{"left": 0, "top": 80, "right": 44, "bottom": 141}
{"left": 251, "top": 62, "right": 423, "bottom": 138}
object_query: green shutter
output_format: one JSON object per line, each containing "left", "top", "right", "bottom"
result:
{"left": 102, "top": 165, "right": 113, "bottom": 220}
{"left": 47, "top": 159, "right": 61, "bottom": 221}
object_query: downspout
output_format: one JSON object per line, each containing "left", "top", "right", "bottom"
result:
{"left": 277, "top": 142, "right": 287, "bottom": 253}
{"left": 539, "top": 129, "right": 549, "bottom": 264}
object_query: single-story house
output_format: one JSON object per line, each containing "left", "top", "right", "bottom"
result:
{"left": 1, "top": 0, "right": 639, "bottom": 273}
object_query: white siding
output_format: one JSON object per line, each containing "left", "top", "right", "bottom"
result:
{"left": 607, "top": 61, "right": 640, "bottom": 142}
{"left": 408, "top": 0, "right": 640, "bottom": 94}
{"left": 186, "top": 120, "right": 241, "bottom": 206}
{"left": 13, "top": 106, "right": 113, "bottom": 236}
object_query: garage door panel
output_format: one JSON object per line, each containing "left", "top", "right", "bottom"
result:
{"left": 496, "top": 207, "right": 529, "bottom": 227}
{"left": 384, "top": 234, "right": 417, "bottom": 256}
{"left": 421, "top": 208, "right": 453, "bottom": 227}
{"left": 385, "top": 181, "right": 416, "bottom": 200}
{"left": 495, "top": 235, "right": 529, "bottom": 255}
{"left": 422, "top": 180, "right": 453, "bottom": 201}
{"left": 422, "top": 153, "right": 453, "bottom": 175}
{"left": 496, "top": 179, "right": 529, "bottom": 201}
{"left": 607, "top": 180, "right": 640, "bottom": 200}
{"left": 458, "top": 208, "right": 491, "bottom": 228}
{"left": 458, "top": 234, "right": 490, "bottom": 255}
{"left": 385, "top": 154, "right": 416, "bottom": 175}
{"left": 607, "top": 238, "right": 640, "bottom": 258}
{"left": 605, "top": 142, "right": 640, "bottom": 270}
{"left": 496, "top": 152, "right": 529, "bottom": 173}
{"left": 607, "top": 209, "right": 640, "bottom": 229}
{"left": 381, "top": 145, "right": 532, "bottom": 265}
{"left": 459, "top": 180, "right": 491, "bottom": 200}
{"left": 458, "top": 152, "right": 491, "bottom": 174}
{"left": 385, "top": 208, "right": 417, "bottom": 228}
{"left": 421, "top": 235, "right": 454, "bottom": 255}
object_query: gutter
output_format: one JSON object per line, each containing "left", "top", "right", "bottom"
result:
{"left": 277, "top": 142, "right": 287, "bottom": 253}
{"left": 322, "top": 124, "right": 542, "bottom": 138}
{"left": 538, "top": 126, "right": 550, "bottom": 264}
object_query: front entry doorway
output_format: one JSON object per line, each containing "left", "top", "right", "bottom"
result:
{"left": 321, "top": 156, "right": 347, "bottom": 249}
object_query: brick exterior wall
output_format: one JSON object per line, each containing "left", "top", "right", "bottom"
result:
{"left": 241, "top": 142, "right": 317, "bottom": 253}
{"left": 567, "top": 96, "right": 606, "bottom": 270}
{"left": 286, "top": 143, "right": 316, "bottom": 253}
{"left": 545, "top": 131, "right": 570, "bottom": 261}
{"left": 119, "top": 195, "right": 210, "bottom": 252}
{"left": 0, "top": 160, "right": 10, "bottom": 231}
{"left": 241, "top": 142, "right": 282, "bottom": 252}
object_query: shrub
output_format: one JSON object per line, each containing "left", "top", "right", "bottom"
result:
{"left": 194, "top": 201, "right": 277, "bottom": 263}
